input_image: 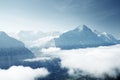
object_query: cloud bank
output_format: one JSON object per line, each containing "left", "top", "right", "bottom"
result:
{"left": 0, "top": 66, "right": 49, "bottom": 80}
{"left": 41, "top": 47, "right": 60, "bottom": 53}
{"left": 24, "top": 57, "right": 52, "bottom": 62}
{"left": 42, "top": 44, "right": 120, "bottom": 78}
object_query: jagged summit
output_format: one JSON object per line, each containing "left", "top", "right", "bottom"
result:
{"left": 74, "top": 25, "right": 92, "bottom": 32}
{"left": 54, "top": 25, "right": 118, "bottom": 49}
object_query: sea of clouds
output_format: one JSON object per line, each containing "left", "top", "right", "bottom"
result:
{"left": 1, "top": 44, "right": 120, "bottom": 79}
{"left": 0, "top": 66, "right": 49, "bottom": 80}
{"left": 41, "top": 44, "right": 120, "bottom": 78}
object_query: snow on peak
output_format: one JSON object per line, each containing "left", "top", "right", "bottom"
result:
{"left": 54, "top": 25, "right": 118, "bottom": 49}
{"left": 74, "top": 25, "right": 91, "bottom": 32}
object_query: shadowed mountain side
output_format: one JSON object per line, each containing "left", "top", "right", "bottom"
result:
{"left": 0, "top": 31, "right": 34, "bottom": 68}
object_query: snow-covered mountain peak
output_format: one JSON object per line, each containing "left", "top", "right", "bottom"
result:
{"left": 74, "top": 25, "right": 92, "bottom": 32}
{"left": 54, "top": 25, "right": 119, "bottom": 49}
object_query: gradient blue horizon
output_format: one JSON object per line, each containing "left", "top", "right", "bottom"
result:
{"left": 0, "top": 0, "right": 120, "bottom": 38}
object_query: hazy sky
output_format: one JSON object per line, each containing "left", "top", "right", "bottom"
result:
{"left": 0, "top": 0, "right": 120, "bottom": 38}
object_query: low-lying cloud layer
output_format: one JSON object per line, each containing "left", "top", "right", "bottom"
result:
{"left": 42, "top": 45, "right": 120, "bottom": 78}
{"left": 24, "top": 57, "right": 52, "bottom": 62}
{"left": 0, "top": 66, "right": 49, "bottom": 80}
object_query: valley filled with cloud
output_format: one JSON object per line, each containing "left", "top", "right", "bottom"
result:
{"left": 41, "top": 44, "right": 120, "bottom": 78}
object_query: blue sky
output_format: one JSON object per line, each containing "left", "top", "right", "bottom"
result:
{"left": 0, "top": 0, "right": 120, "bottom": 38}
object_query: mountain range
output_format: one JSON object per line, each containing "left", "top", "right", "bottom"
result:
{"left": 7, "top": 25, "right": 119, "bottom": 51}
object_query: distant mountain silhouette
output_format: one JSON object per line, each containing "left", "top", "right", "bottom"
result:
{"left": 0, "top": 31, "right": 34, "bottom": 67}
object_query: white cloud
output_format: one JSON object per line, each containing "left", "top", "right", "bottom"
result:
{"left": 24, "top": 57, "right": 52, "bottom": 62}
{"left": 42, "top": 45, "right": 120, "bottom": 78}
{"left": 41, "top": 47, "right": 60, "bottom": 53}
{"left": 0, "top": 66, "right": 49, "bottom": 80}
{"left": 30, "top": 36, "right": 56, "bottom": 48}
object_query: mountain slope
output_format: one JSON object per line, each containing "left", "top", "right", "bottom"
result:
{"left": 54, "top": 25, "right": 118, "bottom": 49}
{"left": 0, "top": 31, "right": 24, "bottom": 48}
{"left": 0, "top": 31, "right": 34, "bottom": 67}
